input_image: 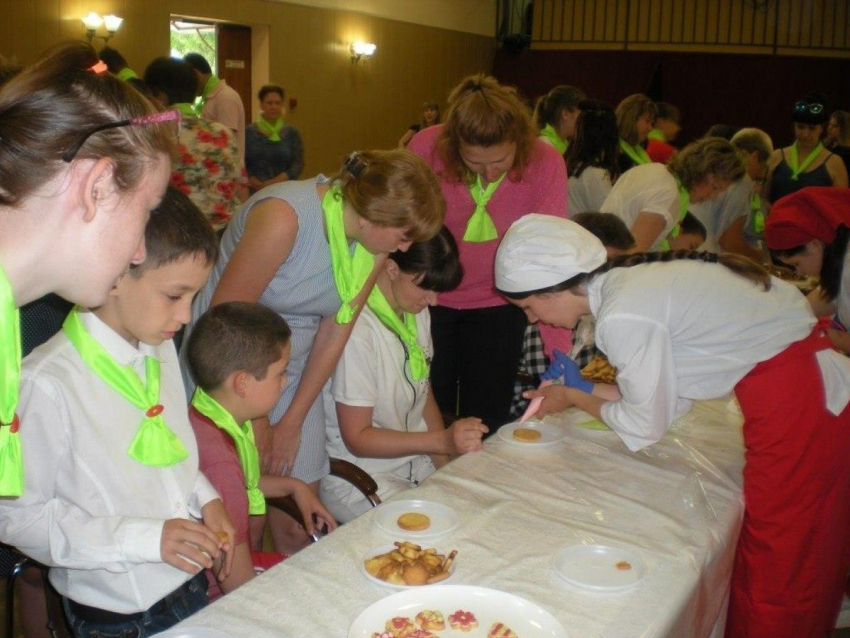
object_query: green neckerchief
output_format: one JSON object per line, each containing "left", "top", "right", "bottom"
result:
{"left": 191, "top": 387, "right": 265, "bottom": 515}
{"left": 366, "top": 286, "right": 429, "bottom": 381}
{"left": 751, "top": 192, "right": 765, "bottom": 234}
{"left": 0, "top": 265, "right": 22, "bottom": 496}
{"left": 116, "top": 68, "right": 138, "bottom": 82}
{"left": 647, "top": 128, "right": 666, "bottom": 142}
{"left": 173, "top": 102, "right": 197, "bottom": 118}
{"left": 193, "top": 75, "right": 221, "bottom": 116}
{"left": 322, "top": 185, "right": 376, "bottom": 324}
{"left": 464, "top": 173, "right": 507, "bottom": 243}
{"left": 256, "top": 116, "right": 284, "bottom": 143}
{"left": 62, "top": 308, "right": 188, "bottom": 467}
{"left": 661, "top": 180, "right": 690, "bottom": 250}
{"left": 619, "top": 138, "right": 652, "bottom": 166}
{"left": 540, "top": 124, "right": 568, "bottom": 155}
{"left": 789, "top": 142, "right": 824, "bottom": 181}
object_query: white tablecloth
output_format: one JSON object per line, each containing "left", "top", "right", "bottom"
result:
{"left": 169, "top": 398, "right": 745, "bottom": 638}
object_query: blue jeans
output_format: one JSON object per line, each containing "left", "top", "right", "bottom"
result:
{"left": 63, "top": 572, "right": 208, "bottom": 638}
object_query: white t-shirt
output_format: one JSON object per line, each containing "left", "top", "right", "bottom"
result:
{"left": 600, "top": 163, "right": 679, "bottom": 251}
{"left": 568, "top": 167, "right": 613, "bottom": 217}
{"left": 587, "top": 260, "right": 850, "bottom": 451}
{"left": 324, "top": 305, "right": 435, "bottom": 516}
{"left": 690, "top": 176, "right": 752, "bottom": 253}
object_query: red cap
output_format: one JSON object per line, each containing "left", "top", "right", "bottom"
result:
{"left": 765, "top": 187, "right": 850, "bottom": 250}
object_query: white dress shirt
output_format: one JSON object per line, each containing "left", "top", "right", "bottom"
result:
{"left": 0, "top": 310, "right": 219, "bottom": 613}
{"left": 587, "top": 260, "right": 850, "bottom": 451}
{"left": 600, "top": 163, "right": 679, "bottom": 251}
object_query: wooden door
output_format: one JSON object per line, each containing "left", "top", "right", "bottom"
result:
{"left": 216, "top": 24, "right": 253, "bottom": 121}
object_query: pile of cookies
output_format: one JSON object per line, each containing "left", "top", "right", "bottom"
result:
{"left": 580, "top": 355, "right": 617, "bottom": 384}
{"left": 364, "top": 541, "right": 456, "bottom": 586}
{"left": 373, "top": 610, "right": 518, "bottom": 637}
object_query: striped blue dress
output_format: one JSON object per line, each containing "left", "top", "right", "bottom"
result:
{"left": 184, "top": 176, "right": 341, "bottom": 483}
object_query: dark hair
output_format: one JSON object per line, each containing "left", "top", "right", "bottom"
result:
{"left": 793, "top": 91, "right": 828, "bottom": 125}
{"left": 0, "top": 42, "right": 175, "bottom": 207}
{"left": 655, "top": 102, "right": 681, "bottom": 124}
{"left": 330, "top": 150, "right": 445, "bottom": 243}
{"left": 437, "top": 74, "right": 537, "bottom": 183}
{"left": 389, "top": 226, "right": 462, "bottom": 292}
{"left": 772, "top": 224, "right": 849, "bottom": 300}
{"left": 680, "top": 212, "right": 707, "bottom": 241}
{"left": 128, "top": 185, "right": 219, "bottom": 277}
{"left": 534, "top": 85, "right": 586, "bottom": 129}
{"left": 500, "top": 251, "right": 770, "bottom": 299}
{"left": 566, "top": 99, "right": 620, "bottom": 181}
{"left": 187, "top": 302, "right": 292, "bottom": 391}
{"left": 0, "top": 64, "right": 21, "bottom": 89}
{"left": 183, "top": 53, "right": 212, "bottom": 75}
{"left": 420, "top": 101, "right": 441, "bottom": 128}
{"left": 98, "top": 47, "right": 128, "bottom": 74}
{"left": 143, "top": 57, "right": 198, "bottom": 105}
{"left": 704, "top": 124, "right": 739, "bottom": 140}
{"left": 572, "top": 212, "right": 635, "bottom": 251}
{"left": 258, "top": 85, "right": 284, "bottom": 101}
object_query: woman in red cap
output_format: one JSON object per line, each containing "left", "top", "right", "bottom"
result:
{"left": 495, "top": 214, "right": 850, "bottom": 638}
{"left": 766, "top": 186, "right": 850, "bottom": 354}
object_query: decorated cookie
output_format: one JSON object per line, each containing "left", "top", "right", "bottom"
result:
{"left": 448, "top": 609, "right": 479, "bottom": 632}
{"left": 415, "top": 610, "right": 445, "bottom": 631}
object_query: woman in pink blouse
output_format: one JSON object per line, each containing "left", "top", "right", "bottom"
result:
{"left": 409, "top": 74, "right": 567, "bottom": 432}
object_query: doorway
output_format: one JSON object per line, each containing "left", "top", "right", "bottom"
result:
{"left": 170, "top": 17, "right": 253, "bottom": 121}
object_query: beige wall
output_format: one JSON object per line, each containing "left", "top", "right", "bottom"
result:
{"left": 0, "top": 0, "right": 496, "bottom": 174}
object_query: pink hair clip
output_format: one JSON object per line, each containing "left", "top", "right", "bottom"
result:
{"left": 89, "top": 60, "right": 109, "bottom": 75}
{"left": 130, "top": 109, "right": 182, "bottom": 126}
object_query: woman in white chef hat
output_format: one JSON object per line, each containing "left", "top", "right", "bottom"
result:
{"left": 494, "top": 214, "right": 850, "bottom": 638}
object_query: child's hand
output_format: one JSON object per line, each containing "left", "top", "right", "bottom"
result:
{"left": 523, "top": 384, "right": 575, "bottom": 417}
{"left": 201, "top": 499, "right": 235, "bottom": 580}
{"left": 160, "top": 518, "right": 223, "bottom": 574}
{"left": 291, "top": 481, "right": 338, "bottom": 537}
{"left": 447, "top": 418, "right": 488, "bottom": 455}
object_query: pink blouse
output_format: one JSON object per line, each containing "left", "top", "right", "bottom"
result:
{"left": 409, "top": 125, "right": 568, "bottom": 309}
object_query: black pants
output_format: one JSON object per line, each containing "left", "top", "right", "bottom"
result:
{"left": 429, "top": 304, "right": 527, "bottom": 434}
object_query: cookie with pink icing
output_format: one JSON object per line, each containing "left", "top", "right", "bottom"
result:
{"left": 448, "top": 609, "right": 479, "bottom": 632}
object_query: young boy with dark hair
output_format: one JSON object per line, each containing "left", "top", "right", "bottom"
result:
{"left": 185, "top": 301, "right": 336, "bottom": 597}
{"left": 0, "top": 186, "right": 234, "bottom": 638}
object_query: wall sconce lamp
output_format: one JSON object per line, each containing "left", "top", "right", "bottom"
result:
{"left": 350, "top": 41, "right": 376, "bottom": 64}
{"left": 82, "top": 12, "right": 124, "bottom": 45}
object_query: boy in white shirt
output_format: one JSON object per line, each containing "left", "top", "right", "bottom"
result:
{"left": 0, "top": 186, "right": 234, "bottom": 638}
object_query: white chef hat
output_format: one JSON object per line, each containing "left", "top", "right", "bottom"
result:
{"left": 495, "top": 214, "right": 608, "bottom": 293}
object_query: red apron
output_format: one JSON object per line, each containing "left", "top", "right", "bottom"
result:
{"left": 726, "top": 320, "right": 850, "bottom": 638}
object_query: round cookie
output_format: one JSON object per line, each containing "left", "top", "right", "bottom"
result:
{"left": 513, "top": 427, "right": 542, "bottom": 442}
{"left": 397, "top": 512, "right": 431, "bottom": 531}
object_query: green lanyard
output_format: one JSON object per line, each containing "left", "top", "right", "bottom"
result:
{"left": 172, "top": 103, "right": 197, "bottom": 118}
{"left": 619, "top": 139, "right": 652, "bottom": 166}
{"left": 256, "top": 116, "right": 284, "bottom": 143}
{"left": 366, "top": 288, "right": 429, "bottom": 381}
{"left": 646, "top": 128, "right": 666, "bottom": 142}
{"left": 191, "top": 387, "right": 265, "bottom": 515}
{"left": 464, "top": 173, "right": 506, "bottom": 243}
{"left": 194, "top": 75, "right": 221, "bottom": 116}
{"left": 751, "top": 192, "right": 765, "bottom": 234}
{"left": 322, "top": 185, "right": 376, "bottom": 324}
{"left": 116, "top": 68, "right": 138, "bottom": 82}
{"left": 661, "top": 181, "right": 690, "bottom": 250}
{"left": 539, "top": 124, "right": 568, "bottom": 155}
{"left": 62, "top": 309, "right": 188, "bottom": 467}
{"left": 0, "top": 265, "right": 22, "bottom": 496}
{"left": 788, "top": 142, "right": 824, "bottom": 181}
